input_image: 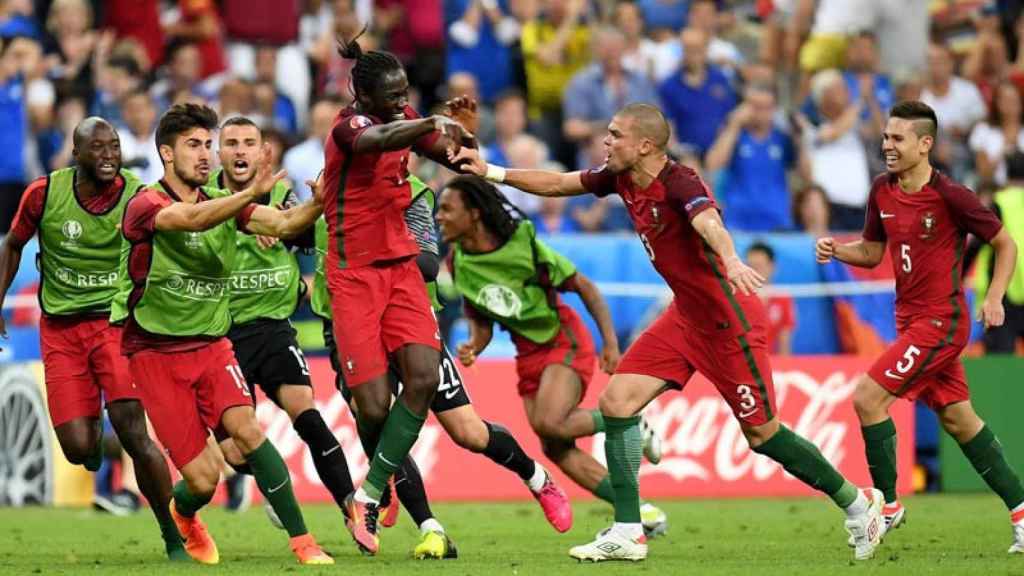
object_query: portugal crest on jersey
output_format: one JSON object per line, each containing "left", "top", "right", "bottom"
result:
{"left": 920, "top": 211, "right": 937, "bottom": 240}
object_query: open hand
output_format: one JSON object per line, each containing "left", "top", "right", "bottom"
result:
{"left": 444, "top": 96, "right": 480, "bottom": 136}
{"left": 724, "top": 256, "right": 765, "bottom": 296}
{"left": 447, "top": 147, "right": 487, "bottom": 176}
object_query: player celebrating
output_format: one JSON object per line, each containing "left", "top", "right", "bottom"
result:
{"left": 312, "top": 170, "right": 572, "bottom": 558}
{"left": 817, "top": 101, "right": 1024, "bottom": 553}
{"left": 321, "top": 31, "right": 472, "bottom": 553}
{"left": 436, "top": 174, "right": 667, "bottom": 535}
{"left": 209, "top": 116, "right": 358, "bottom": 541}
{"left": 111, "top": 103, "right": 331, "bottom": 565}
{"left": 0, "top": 118, "right": 186, "bottom": 561}
{"left": 451, "top": 102, "right": 883, "bottom": 562}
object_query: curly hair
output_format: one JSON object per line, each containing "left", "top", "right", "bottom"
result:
{"left": 337, "top": 27, "right": 404, "bottom": 100}
{"left": 445, "top": 175, "right": 526, "bottom": 244}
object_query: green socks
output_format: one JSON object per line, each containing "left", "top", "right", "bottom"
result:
{"left": 604, "top": 415, "right": 643, "bottom": 523}
{"left": 592, "top": 474, "right": 615, "bottom": 504}
{"left": 753, "top": 425, "right": 857, "bottom": 509}
{"left": 246, "top": 439, "right": 307, "bottom": 537}
{"left": 83, "top": 435, "right": 103, "bottom": 472}
{"left": 960, "top": 425, "right": 1024, "bottom": 510}
{"left": 862, "top": 418, "right": 898, "bottom": 503}
{"left": 171, "top": 480, "right": 213, "bottom": 517}
{"left": 590, "top": 409, "right": 606, "bottom": 434}
{"left": 363, "top": 399, "right": 426, "bottom": 500}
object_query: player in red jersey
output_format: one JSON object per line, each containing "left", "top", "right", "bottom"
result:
{"left": 451, "top": 102, "right": 883, "bottom": 563}
{"left": 817, "top": 101, "right": 1024, "bottom": 554}
{"left": 0, "top": 118, "right": 185, "bottom": 560}
{"left": 321, "top": 31, "right": 472, "bottom": 554}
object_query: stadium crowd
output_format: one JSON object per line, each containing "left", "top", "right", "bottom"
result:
{"left": 1, "top": 0, "right": 1023, "bottom": 353}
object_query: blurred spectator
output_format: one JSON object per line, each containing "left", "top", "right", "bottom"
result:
{"left": 499, "top": 133, "right": 550, "bottom": 215}
{"left": 0, "top": 36, "right": 31, "bottom": 232}
{"left": 91, "top": 44, "right": 144, "bottom": 128}
{"left": 151, "top": 40, "right": 216, "bottom": 110}
{"left": 217, "top": 77, "right": 254, "bottom": 121}
{"left": 659, "top": 27, "right": 737, "bottom": 157}
{"left": 377, "top": 0, "right": 445, "bottom": 110}
{"left": 921, "top": 42, "right": 987, "bottom": 179}
{"left": 792, "top": 182, "right": 831, "bottom": 236}
{"left": 842, "top": 32, "right": 893, "bottom": 126}
{"left": 792, "top": 0, "right": 863, "bottom": 77}
{"left": 687, "top": 0, "right": 742, "bottom": 74}
{"left": 221, "top": 0, "right": 300, "bottom": 48}
{"left": 118, "top": 90, "right": 161, "bottom": 184}
{"left": 483, "top": 89, "right": 530, "bottom": 165}
{"left": 520, "top": 0, "right": 590, "bottom": 164}
{"left": 705, "top": 84, "right": 809, "bottom": 231}
{"left": 0, "top": 0, "right": 39, "bottom": 39}
{"left": 313, "top": 0, "right": 365, "bottom": 101}
{"left": 262, "top": 127, "right": 288, "bottom": 174}
{"left": 614, "top": 1, "right": 662, "bottom": 82}
{"left": 531, "top": 196, "right": 579, "bottom": 233}
{"left": 283, "top": 97, "right": 341, "bottom": 201}
{"left": 969, "top": 81, "right": 1024, "bottom": 188}
{"left": 103, "top": 0, "right": 163, "bottom": 69}
{"left": 447, "top": 71, "right": 495, "bottom": 144}
{"left": 963, "top": 14, "right": 1013, "bottom": 106}
{"left": 567, "top": 133, "right": 633, "bottom": 232}
{"left": 562, "top": 26, "right": 659, "bottom": 169}
{"left": 251, "top": 46, "right": 298, "bottom": 135}
{"left": 804, "top": 69, "right": 869, "bottom": 231}
{"left": 637, "top": 0, "right": 689, "bottom": 33}
{"left": 163, "top": 0, "right": 227, "bottom": 80}
{"left": 42, "top": 0, "right": 96, "bottom": 101}
{"left": 747, "top": 241, "right": 795, "bottom": 355}
{"left": 446, "top": 0, "right": 520, "bottom": 103}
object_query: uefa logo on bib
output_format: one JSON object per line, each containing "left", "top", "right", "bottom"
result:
{"left": 477, "top": 284, "right": 523, "bottom": 319}
{"left": 61, "top": 220, "right": 83, "bottom": 247}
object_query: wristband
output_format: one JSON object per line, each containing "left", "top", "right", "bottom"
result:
{"left": 484, "top": 163, "right": 506, "bottom": 183}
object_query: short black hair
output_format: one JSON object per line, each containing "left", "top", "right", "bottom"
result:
{"left": 445, "top": 175, "right": 525, "bottom": 244}
{"left": 746, "top": 241, "right": 775, "bottom": 262}
{"left": 108, "top": 54, "right": 142, "bottom": 78}
{"left": 221, "top": 115, "right": 259, "bottom": 131}
{"left": 889, "top": 100, "right": 939, "bottom": 139}
{"left": 336, "top": 27, "right": 404, "bottom": 100}
{"left": 156, "top": 102, "right": 218, "bottom": 150}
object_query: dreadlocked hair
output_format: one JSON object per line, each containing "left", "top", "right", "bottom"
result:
{"left": 336, "top": 26, "right": 403, "bottom": 99}
{"left": 446, "top": 175, "right": 526, "bottom": 245}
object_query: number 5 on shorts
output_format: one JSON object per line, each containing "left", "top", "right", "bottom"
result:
{"left": 883, "top": 344, "right": 921, "bottom": 381}
{"left": 226, "top": 364, "right": 252, "bottom": 396}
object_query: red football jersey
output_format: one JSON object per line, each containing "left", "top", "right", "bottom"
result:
{"left": 322, "top": 105, "right": 439, "bottom": 270}
{"left": 581, "top": 161, "right": 766, "bottom": 337}
{"left": 863, "top": 171, "right": 1002, "bottom": 327}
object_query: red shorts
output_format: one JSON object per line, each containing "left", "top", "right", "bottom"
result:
{"left": 868, "top": 316, "right": 970, "bottom": 410}
{"left": 328, "top": 257, "right": 440, "bottom": 387}
{"left": 514, "top": 305, "right": 597, "bottom": 397}
{"left": 129, "top": 339, "right": 252, "bottom": 469}
{"left": 616, "top": 305, "right": 776, "bottom": 427}
{"left": 40, "top": 316, "right": 137, "bottom": 427}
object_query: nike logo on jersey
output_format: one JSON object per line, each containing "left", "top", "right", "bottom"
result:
{"left": 880, "top": 211, "right": 896, "bottom": 219}
{"left": 445, "top": 388, "right": 460, "bottom": 400}
{"left": 267, "top": 479, "right": 289, "bottom": 493}
{"left": 738, "top": 408, "right": 759, "bottom": 419}
{"left": 321, "top": 445, "right": 340, "bottom": 457}
{"left": 883, "top": 369, "right": 904, "bottom": 381}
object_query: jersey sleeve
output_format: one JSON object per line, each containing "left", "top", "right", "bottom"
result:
{"left": 122, "top": 189, "right": 172, "bottom": 243}
{"left": 235, "top": 203, "right": 258, "bottom": 231}
{"left": 579, "top": 164, "right": 618, "bottom": 198}
{"left": 664, "top": 169, "right": 718, "bottom": 222}
{"left": 533, "top": 236, "right": 577, "bottom": 287}
{"left": 6, "top": 178, "right": 48, "bottom": 248}
{"left": 862, "top": 179, "right": 886, "bottom": 242}
{"left": 331, "top": 113, "right": 373, "bottom": 151}
{"left": 942, "top": 181, "right": 1003, "bottom": 242}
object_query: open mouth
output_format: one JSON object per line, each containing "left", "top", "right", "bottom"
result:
{"left": 232, "top": 159, "right": 250, "bottom": 172}
{"left": 97, "top": 161, "right": 117, "bottom": 176}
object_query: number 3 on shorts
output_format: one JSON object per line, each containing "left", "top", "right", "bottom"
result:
{"left": 225, "top": 364, "right": 252, "bottom": 396}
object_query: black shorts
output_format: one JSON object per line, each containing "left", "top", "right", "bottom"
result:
{"left": 322, "top": 319, "right": 470, "bottom": 413}
{"left": 228, "top": 319, "right": 312, "bottom": 406}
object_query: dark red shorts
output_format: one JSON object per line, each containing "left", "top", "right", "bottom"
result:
{"left": 514, "top": 305, "right": 597, "bottom": 398}
{"left": 616, "top": 305, "right": 776, "bottom": 427}
{"left": 40, "top": 316, "right": 137, "bottom": 428}
{"left": 868, "top": 316, "right": 970, "bottom": 410}
{"left": 129, "top": 338, "right": 252, "bottom": 469}
{"left": 328, "top": 257, "right": 441, "bottom": 387}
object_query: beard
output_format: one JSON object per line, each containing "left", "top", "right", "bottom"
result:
{"left": 174, "top": 163, "right": 208, "bottom": 188}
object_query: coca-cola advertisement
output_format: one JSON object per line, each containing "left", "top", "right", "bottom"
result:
{"left": 256, "top": 356, "right": 914, "bottom": 502}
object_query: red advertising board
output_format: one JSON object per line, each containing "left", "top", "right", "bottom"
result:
{"left": 255, "top": 356, "right": 914, "bottom": 502}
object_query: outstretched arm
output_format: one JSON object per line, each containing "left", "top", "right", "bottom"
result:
{"left": 449, "top": 147, "right": 588, "bottom": 197}
{"left": 245, "top": 173, "right": 325, "bottom": 239}
{"left": 691, "top": 208, "right": 765, "bottom": 295}
{"left": 816, "top": 237, "right": 886, "bottom": 268}
{"left": 568, "top": 273, "right": 620, "bottom": 373}
{"left": 350, "top": 115, "right": 468, "bottom": 154}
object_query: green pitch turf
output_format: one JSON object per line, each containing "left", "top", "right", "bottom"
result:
{"left": 1, "top": 495, "right": 1021, "bottom": 575}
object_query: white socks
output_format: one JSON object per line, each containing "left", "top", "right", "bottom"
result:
{"left": 527, "top": 464, "right": 547, "bottom": 493}
{"left": 420, "top": 518, "right": 445, "bottom": 535}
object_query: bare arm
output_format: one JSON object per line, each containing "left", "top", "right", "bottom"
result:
{"left": 980, "top": 227, "right": 1018, "bottom": 328}
{"left": 449, "top": 147, "right": 588, "bottom": 197}
{"left": 352, "top": 115, "right": 466, "bottom": 154}
{"left": 569, "top": 273, "right": 620, "bottom": 373}
{"left": 705, "top": 108, "right": 747, "bottom": 172}
{"left": 456, "top": 314, "right": 494, "bottom": 367}
{"left": 816, "top": 236, "right": 886, "bottom": 268}
{"left": 156, "top": 158, "right": 285, "bottom": 232}
{"left": 0, "top": 239, "right": 24, "bottom": 340}
{"left": 691, "top": 208, "right": 765, "bottom": 295}
{"left": 816, "top": 102, "right": 862, "bottom": 144}
{"left": 777, "top": 329, "right": 793, "bottom": 356}
{"left": 245, "top": 200, "right": 324, "bottom": 239}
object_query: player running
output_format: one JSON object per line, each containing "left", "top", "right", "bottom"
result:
{"left": 208, "top": 116, "right": 359, "bottom": 542}
{"left": 451, "top": 102, "right": 883, "bottom": 563}
{"left": 311, "top": 170, "right": 572, "bottom": 558}
{"left": 110, "top": 103, "right": 331, "bottom": 565}
{"left": 817, "top": 100, "right": 1024, "bottom": 554}
{"left": 435, "top": 174, "right": 667, "bottom": 536}
{"left": 0, "top": 118, "right": 186, "bottom": 561}
{"left": 320, "top": 31, "right": 473, "bottom": 554}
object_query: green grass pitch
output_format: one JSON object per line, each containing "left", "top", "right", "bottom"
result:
{"left": 1, "top": 495, "right": 1021, "bottom": 575}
